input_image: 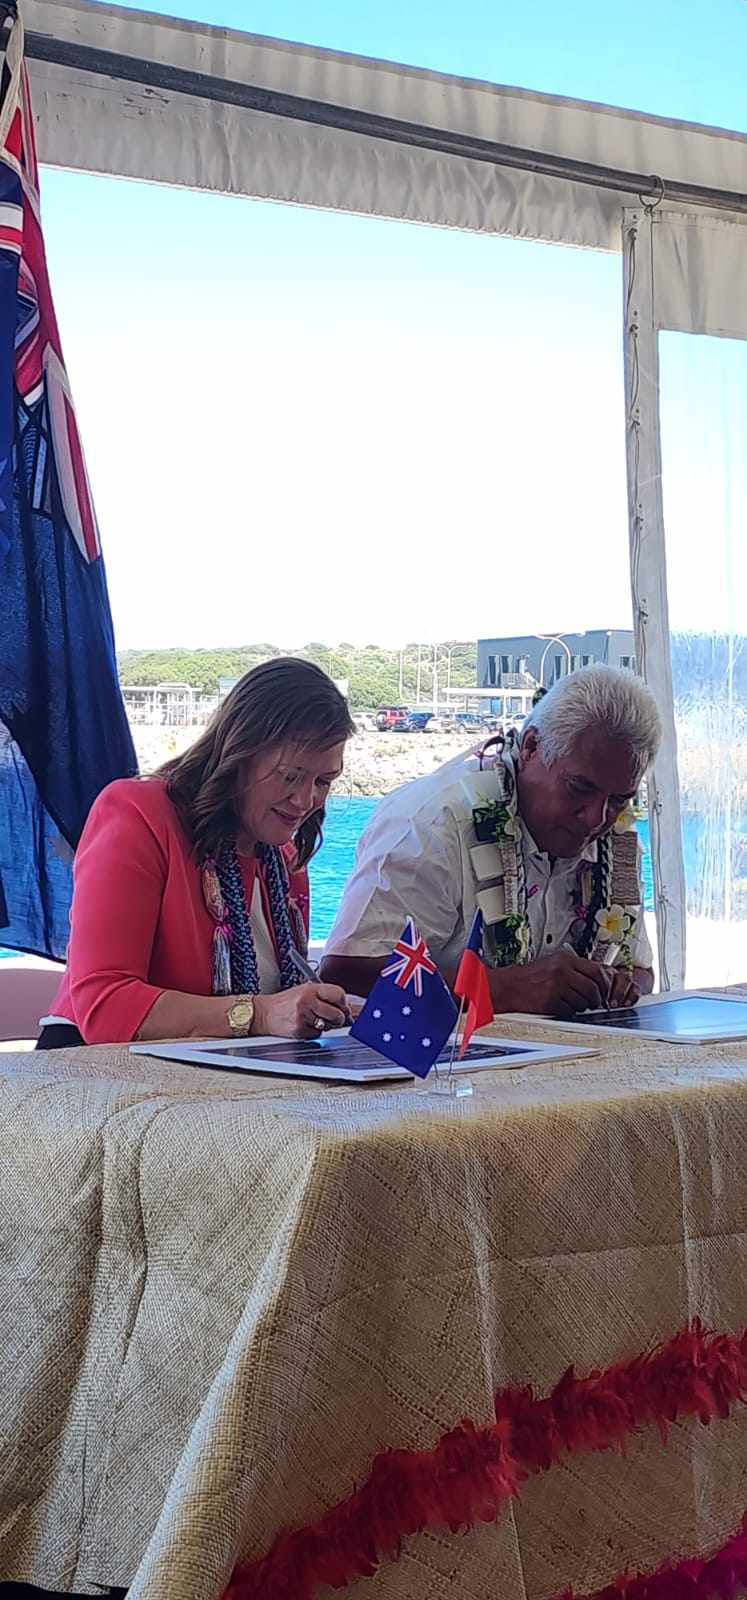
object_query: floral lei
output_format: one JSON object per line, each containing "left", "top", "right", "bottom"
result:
{"left": 471, "top": 753, "right": 639, "bottom": 971}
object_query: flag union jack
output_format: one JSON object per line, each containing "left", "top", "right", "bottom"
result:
{"left": 0, "top": 12, "right": 99, "bottom": 562}
{"left": 0, "top": 11, "right": 136, "bottom": 959}
{"left": 351, "top": 917, "right": 457, "bottom": 1076}
{"left": 381, "top": 917, "right": 437, "bottom": 997}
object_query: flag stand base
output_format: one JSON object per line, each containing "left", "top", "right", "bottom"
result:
{"left": 425, "top": 1014, "right": 475, "bottom": 1096}
{"left": 426, "top": 1070, "right": 474, "bottom": 1098}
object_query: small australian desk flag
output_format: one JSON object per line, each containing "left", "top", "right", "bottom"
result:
{"left": 351, "top": 917, "right": 458, "bottom": 1078}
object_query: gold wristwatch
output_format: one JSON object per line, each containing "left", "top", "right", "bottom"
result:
{"left": 226, "top": 996, "right": 255, "bottom": 1036}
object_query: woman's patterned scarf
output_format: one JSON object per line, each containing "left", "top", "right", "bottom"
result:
{"left": 201, "top": 841, "right": 307, "bottom": 996}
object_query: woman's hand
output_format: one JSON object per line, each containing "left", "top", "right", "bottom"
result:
{"left": 253, "top": 982, "right": 349, "bottom": 1039}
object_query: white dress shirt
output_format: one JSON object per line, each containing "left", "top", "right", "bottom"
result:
{"left": 325, "top": 749, "right": 653, "bottom": 972}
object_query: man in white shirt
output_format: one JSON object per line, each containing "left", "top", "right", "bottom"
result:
{"left": 322, "top": 665, "right": 659, "bottom": 1019}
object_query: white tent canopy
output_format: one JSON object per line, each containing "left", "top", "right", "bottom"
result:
{"left": 25, "top": 0, "right": 747, "bottom": 249}
{"left": 22, "top": 0, "right": 747, "bottom": 987}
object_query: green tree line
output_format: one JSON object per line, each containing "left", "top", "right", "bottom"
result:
{"left": 117, "top": 641, "right": 478, "bottom": 709}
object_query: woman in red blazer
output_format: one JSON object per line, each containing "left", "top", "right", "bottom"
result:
{"left": 39, "top": 658, "right": 354, "bottom": 1048}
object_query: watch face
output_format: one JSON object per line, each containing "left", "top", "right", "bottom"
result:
{"left": 230, "top": 1001, "right": 252, "bottom": 1026}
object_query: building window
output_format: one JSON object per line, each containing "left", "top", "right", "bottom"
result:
{"left": 487, "top": 654, "right": 497, "bottom": 686}
{"left": 620, "top": 655, "right": 632, "bottom": 669}
{"left": 501, "top": 654, "right": 512, "bottom": 675}
{"left": 582, "top": 654, "right": 592, "bottom": 666}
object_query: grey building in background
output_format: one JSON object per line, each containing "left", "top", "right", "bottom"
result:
{"left": 477, "top": 630, "right": 636, "bottom": 693}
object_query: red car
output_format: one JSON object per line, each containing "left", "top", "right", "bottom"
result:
{"left": 375, "top": 705, "right": 410, "bottom": 731}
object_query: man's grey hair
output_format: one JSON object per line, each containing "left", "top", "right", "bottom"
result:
{"left": 521, "top": 664, "right": 662, "bottom": 778}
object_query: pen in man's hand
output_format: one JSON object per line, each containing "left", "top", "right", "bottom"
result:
{"left": 560, "top": 941, "right": 614, "bottom": 1009}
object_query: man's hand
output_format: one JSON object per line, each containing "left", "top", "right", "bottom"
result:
{"left": 490, "top": 952, "right": 616, "bottom": 1020}
{"left": 606, "top": 967, "right": 641, "bottom": 1009}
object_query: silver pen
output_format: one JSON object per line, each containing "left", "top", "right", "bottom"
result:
{"left": 289, "top": 946, "right": 353, "bottom": 1027}
{"left": 289, "top": 946, "right": 318, "bottom": 983}
{"left": 561, "top": 941, "right": 619, "bottom": 1009}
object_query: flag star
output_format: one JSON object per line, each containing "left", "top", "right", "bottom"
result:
{"left": 373, "top": 1008, "right": 382, "bottom": 1019}
{"left": 401, "top": 1006, "right": 412, "bottom": 1016}
{"left": 383, "top": 1032, "right": 392, "bottom": 1043}
{"left": 422, "top": 1037, "right": 431, "bottom": 1048}
{"left": 399, "top": 1034, "right": 406, "bottom": 1041}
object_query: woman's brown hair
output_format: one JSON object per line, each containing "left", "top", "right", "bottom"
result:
{"left": 159, "top": 657, "right": 355, "bottom": 866}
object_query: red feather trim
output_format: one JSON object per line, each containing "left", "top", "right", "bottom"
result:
{"left": 224, "top": 1322, "right": 747, "bottom": 1600}
{"left": 553, "top": 1512, "right": 747, "bottom": 1600}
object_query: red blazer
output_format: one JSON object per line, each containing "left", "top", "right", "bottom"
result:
{"left": 51, "top": 778, "right": 310, "bottom": 1045}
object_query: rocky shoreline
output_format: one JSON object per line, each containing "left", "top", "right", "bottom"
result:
{"left": 130, "top": 715, "right": 743, "bottom": 810}
{"left": 129, "top": 725, "right": 474, "bottom": 798}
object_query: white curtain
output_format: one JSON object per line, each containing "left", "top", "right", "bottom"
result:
{"left": 660, "top": 333, "right": 747, "bottom": 984}
{"left": 623, "top": 207, "right": 747, "bottom": 987}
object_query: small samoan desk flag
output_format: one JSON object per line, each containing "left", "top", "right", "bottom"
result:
{"left": 351, "top": 917, "right": 458, "bottom": 1077}
{"left": 453, "top": 909, "right": 494, "bottom": 1057}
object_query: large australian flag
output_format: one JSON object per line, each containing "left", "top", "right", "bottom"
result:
{"left": 351, "top": 917, "right": 458, "bottom": 1077}
{"left": 0, "top": 16, "right": 137, "bottom": 958}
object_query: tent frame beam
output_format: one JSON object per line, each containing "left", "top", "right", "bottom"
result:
{"left": 22, "top": 28, "right": 747, "bottom": 216}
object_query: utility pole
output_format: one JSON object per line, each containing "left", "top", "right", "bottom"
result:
{"left": 537, "top": 634, "right": 572, "bottom": 687}
{"left": 416, "top": 643, "right": 422, "bottom": 705}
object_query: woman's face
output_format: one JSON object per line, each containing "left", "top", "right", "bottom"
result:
{"left": 239, "top": 740, "right": 346, "bottom": 849}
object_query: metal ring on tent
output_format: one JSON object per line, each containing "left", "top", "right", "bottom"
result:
{"left": 639, "top": 174, "right": 666, "bottom": 211}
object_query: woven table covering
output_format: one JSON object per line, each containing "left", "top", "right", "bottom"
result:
{"left": 2, "top": 1012, "right": 747, "bottom": 1599}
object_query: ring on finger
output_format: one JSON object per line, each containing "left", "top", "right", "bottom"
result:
{"left": 313, "top": 1015, "right": 325, "bottom": 1032}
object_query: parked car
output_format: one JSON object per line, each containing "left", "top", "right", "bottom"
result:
{"left": 375, "top": 705, "right": 410, "bottom": 731}
{"left": 453, "top": 713, "right": 483, "bottom": 734}
{"left": 406, "top": 709, "right": 432, "bottom": 732}
{"left": 355, "top": 712, "right": 378, "bottom": 732}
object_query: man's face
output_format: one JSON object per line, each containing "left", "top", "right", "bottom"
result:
{"left": 517, "top": 727, "right": 640, "bottom": 858}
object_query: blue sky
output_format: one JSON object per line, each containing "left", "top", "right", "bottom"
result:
{"left": 38, "top": 0, "right": 747, "bottom": 650}
{"left": 92, "top": 0, "right": 747, "bottom": 131}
